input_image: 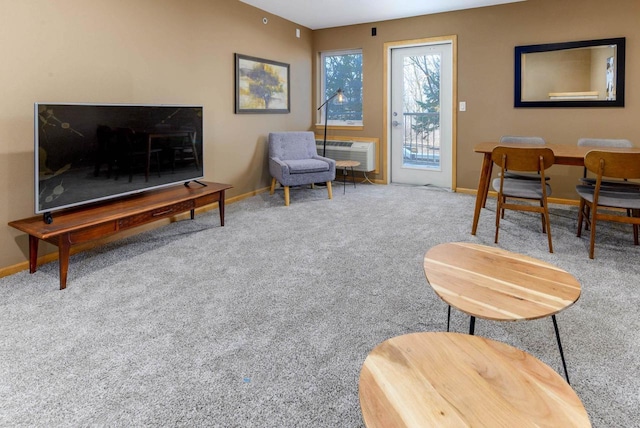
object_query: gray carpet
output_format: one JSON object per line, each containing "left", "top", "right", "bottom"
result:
{"left": 1, "top": 183, "right": 638, "bottom": 427}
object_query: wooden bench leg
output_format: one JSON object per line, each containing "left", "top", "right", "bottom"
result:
{"left": 29, "top": 235, "right": 39, "bottom": 274}
{"left": 219, "top": 190, "right": 226, "bottom": 226}
{"left": 58, "top": 235, "right": 71, "bottom": 290}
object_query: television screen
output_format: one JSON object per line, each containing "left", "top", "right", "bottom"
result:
{"left": 35, "top": 103, "right": 204, "bottom": 214}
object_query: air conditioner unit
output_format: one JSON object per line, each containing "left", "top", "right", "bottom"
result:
{"left": 315, "top": 139, "right": 375, "bottom": 172}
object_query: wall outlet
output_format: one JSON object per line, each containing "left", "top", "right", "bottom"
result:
{"left": 459, "top": 101, "right": 466, "bottom": 111}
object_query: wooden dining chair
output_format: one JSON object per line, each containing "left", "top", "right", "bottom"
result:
{"left": 576, "top": 138, "right": 638, "bottom": 229}
{"left": 492, "top": 146, "right": 555, "bottom": 252}
{"left": 576, "top": 150, "right": 640, "bottom": 259}
{"left": 482, "top": 136, "right": 547, "bottom": 208}
{"left": 577, "top": 138, "right": 633, "bottom": 180}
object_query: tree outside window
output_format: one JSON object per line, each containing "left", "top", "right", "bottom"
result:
{"left": 320, "top": 49, "right": 363, "bottom": 125}
{"left": 405, "top": 55, "right": 441, "bottom": 140}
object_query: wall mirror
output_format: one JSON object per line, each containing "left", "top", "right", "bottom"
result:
{"left": 515, "top": 37, "right": 625, "bottom": 108}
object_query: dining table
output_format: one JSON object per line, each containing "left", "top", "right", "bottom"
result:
{"left": 470, "top": 142, "right": 640, "bottom": 235}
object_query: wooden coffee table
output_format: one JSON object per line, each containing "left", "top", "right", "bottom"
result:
{"left": 359, "top": 332, "right": 591, "bottom": 427}
{"left": 423, "top": 242, "right": 581, "bottom": 383}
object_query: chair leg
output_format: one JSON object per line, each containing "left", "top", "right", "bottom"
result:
{"left": 326, "top": 181, "right": 333, "bottom": 200}
{"left": 270, "top": 178, "right": 277, "bottom": 195}
{"left": 576, "top": 198, "right": 585, "bottom": 237}
{"left": 539, "top": 200, "right": 547, "bottom": 234}
{"left": 543, "top": 200, "right": 553, "bottom": 253}
{"left": 589, "top": 205, "right": 597, "bottom": 259}
{"left": 633, "top": 209, "right": 640, "bottom": 245}
{"left": 494, "top": 194, "right": 502, "bottom": 244}
{"left": 284, "top": 186, "right": 290, "bottom": 206}
{"left": 584, "top": 205, "right": 591, "bottom": 231}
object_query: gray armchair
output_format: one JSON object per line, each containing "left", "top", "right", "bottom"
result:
{"left": 268, "top": 131, "right": 336, "bottom": 206}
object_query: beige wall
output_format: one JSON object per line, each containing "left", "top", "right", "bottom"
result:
{"left": 2, "top": 0, "right": 639, "bottom": 271}
{"left": 0, "top": 0, "right": 312, "bottom": 269}
{"left": 313, "top": 0, "right": 639, "bottom": 198}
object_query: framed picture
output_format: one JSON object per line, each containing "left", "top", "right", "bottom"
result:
{"left": 235, "top": 54, "right": 290, "bottom": 114}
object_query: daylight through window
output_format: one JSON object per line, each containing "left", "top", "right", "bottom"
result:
{"left": 319, "top": 49, "right": 363, "bottom": 126}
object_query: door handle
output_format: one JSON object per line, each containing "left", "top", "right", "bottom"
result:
{"left": 392, "top": 120, "right": 402, "bottom": 127}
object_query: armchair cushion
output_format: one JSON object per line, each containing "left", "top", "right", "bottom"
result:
{"left": 285, "top": 159, "right": 330, "bottom": 174}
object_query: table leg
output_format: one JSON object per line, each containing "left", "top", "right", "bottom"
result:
{"left": 446, "top": 306, "right": 451, "bottom": 332}
{"left": 552, "top": 315, "right": 570, "bottom": 384}
{"left": 472, "top": 153, "right": 493, "bottom": 235}
{"left": 342, "top": 167, "right": 347, "bottom": 194}
{"left": 28, "top": 235, "right": 39, "bottom": 274}
{"left": 469, "top": 316, "right": 476, "bottom": 335}
{"left": 219, "top": 190, "right": 225, "bottom": 226}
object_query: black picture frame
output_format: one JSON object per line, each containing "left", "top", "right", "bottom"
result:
{"left": 235, "top": 54, "right": 290, "bottom": 114}
{"left": 514, "top": 37, "right": 625, "bottom": 108}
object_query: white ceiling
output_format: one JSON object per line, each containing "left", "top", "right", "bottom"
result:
{"left": 239, "top": 0, "right": 524, "bottom": 30}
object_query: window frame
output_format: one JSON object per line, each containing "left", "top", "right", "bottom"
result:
{"left": 318, "top": 48, "right": 363, "bottom": 127}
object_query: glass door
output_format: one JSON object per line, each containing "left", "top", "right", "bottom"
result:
{"left": 390, "top": 43, "right": 453, "bottom": 187}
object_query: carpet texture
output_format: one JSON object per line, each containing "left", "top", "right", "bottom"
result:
{"left": 1, "top": 183, "right": 638, "bottom": 427}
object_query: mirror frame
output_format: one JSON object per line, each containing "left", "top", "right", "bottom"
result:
{"left": 514, "top": 37, "right": 625, "bottom": 108}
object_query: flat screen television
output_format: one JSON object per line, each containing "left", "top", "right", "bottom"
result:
{"left": 35, "top": 103, "right": 204, "bottom": 218}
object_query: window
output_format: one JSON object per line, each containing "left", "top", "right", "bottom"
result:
{"left": 319, "top": 49, "right": 363, "bottom": 126}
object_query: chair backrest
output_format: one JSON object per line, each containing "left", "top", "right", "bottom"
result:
{"left": 492, "top": 146, "right": 554, "bottom": 172}
{"left": 268, "top": 132, "right": 317, "bottom": 161}
{"left": 577, "top": 138, "right": 632, "bottom": 148}
{"left": 584, "top": 150, "right": 640, "bottom": 180}
{"left": 499, "top": 136, "right": 546, "bottom": 145}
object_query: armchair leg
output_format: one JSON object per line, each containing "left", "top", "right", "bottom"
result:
{"left": 326, "top": 181, "right": 333, "bottom": 199}
{"left": 284, "top": 186, "right": 290, "bottom": 206}
{"left": 270, "top": 178, "right": 277, "bottom": 195}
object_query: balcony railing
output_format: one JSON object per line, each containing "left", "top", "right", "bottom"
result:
{"left": 402, "top": 112, "right": 440, "bottom": 168}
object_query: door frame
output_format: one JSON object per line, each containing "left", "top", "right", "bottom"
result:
{"left": 382, "top": 35, "right": 458, "bottom": 188}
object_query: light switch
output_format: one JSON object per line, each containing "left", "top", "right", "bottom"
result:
{"left": 459, "top": 101, "right": 466, "bottom": 112}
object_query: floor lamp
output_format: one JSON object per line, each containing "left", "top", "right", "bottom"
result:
{"left": 317, "top": 88, "right": 344, "bottom": 157}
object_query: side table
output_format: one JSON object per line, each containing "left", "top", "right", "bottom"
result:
{"left": 335, "top": 160, "right": 360, "bottom": 194}
{"left": 359, "top": 332, "right": 591, "bottom": 427}
{"left": 423, "top": 242, "right": 581, "bottom": 383}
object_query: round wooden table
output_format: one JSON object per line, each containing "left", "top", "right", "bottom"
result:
{"left": 359, "top": 332, "right": 591, "bottom": 427}
{"left": 423, "top": 242, "right": 581, "bottom": 383}
{"left": 335, "top": 160, "right": 360, "bottom": 194}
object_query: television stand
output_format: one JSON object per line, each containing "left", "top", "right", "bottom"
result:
{"left": 8, "top": 181, "right": 232, "bottom": 290}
